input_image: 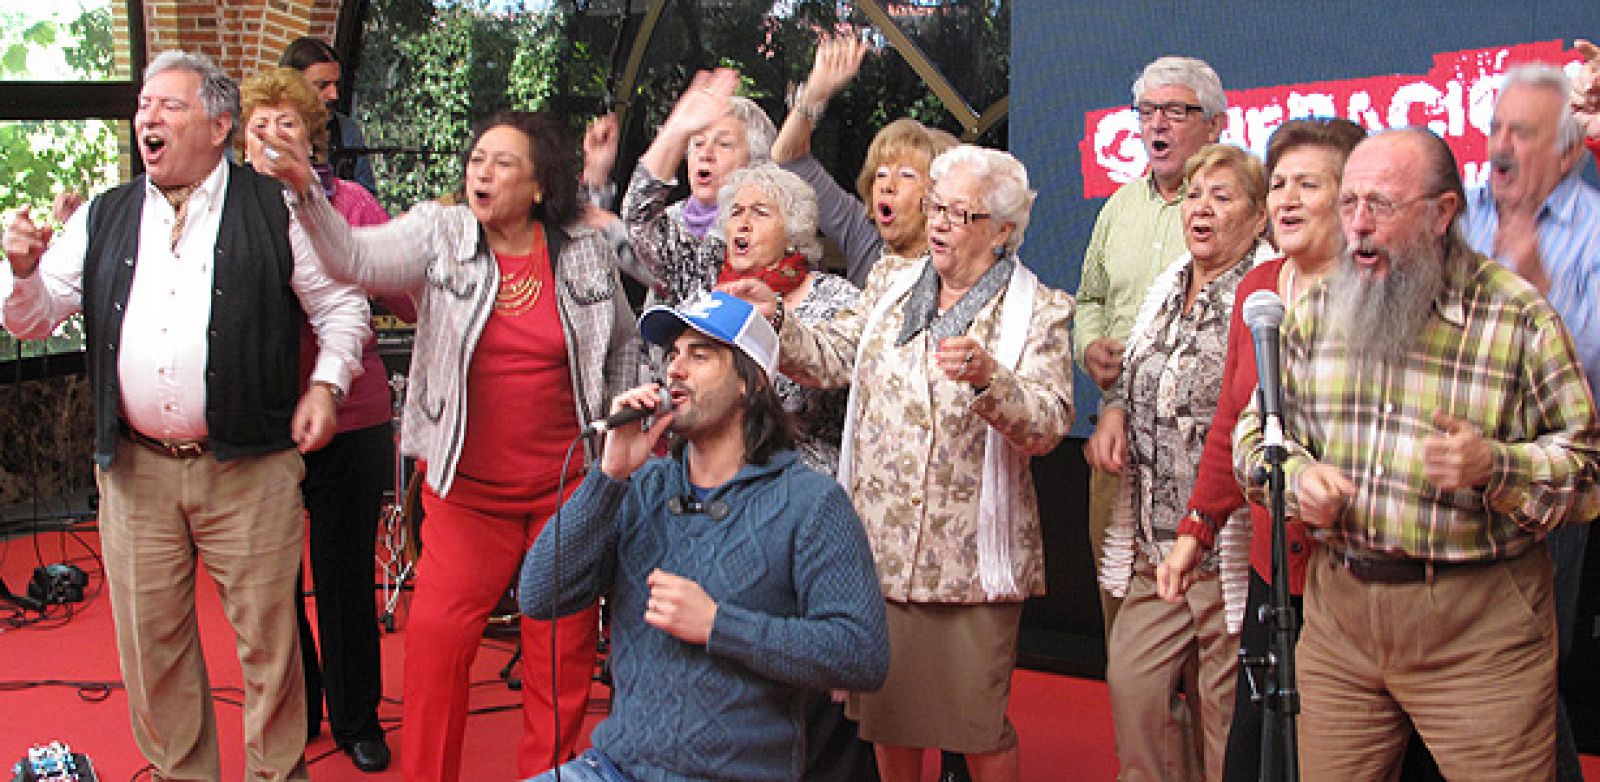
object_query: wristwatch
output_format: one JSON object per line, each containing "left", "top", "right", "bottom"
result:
{"left": 313, "top": 380, "right": 346, "bottom": 406}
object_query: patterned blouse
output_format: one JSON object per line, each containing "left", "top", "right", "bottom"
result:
{"left": 620, "top": 166, "right": 725, "bottom": 305}
{"left": 778, "top": 254, "right": 1077, "bottom": 603}
{"left": 1106, "top": 251, "right": 1253, "bottom": 565}
{"left": 782, "top": 273, "right": 859, "bottom": 475}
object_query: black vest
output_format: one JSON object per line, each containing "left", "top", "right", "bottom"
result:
{"left": 83, "top": 164, "right": 306, "bottom": 467}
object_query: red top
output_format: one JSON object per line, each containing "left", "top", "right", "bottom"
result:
{"left": 1590, "top": 137, "right": 1600, "bottom": 175}
{"left": 1177, "top": 258, "right": 1314, "bottom": 593}
{"left": 452, "top": 244, "right": 583, "bottom": 497}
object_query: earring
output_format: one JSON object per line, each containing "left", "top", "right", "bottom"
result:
{"left": 993, "top": 245, "right": 1006, "bottom": 259}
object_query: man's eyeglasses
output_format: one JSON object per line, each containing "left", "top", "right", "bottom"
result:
{"left": 920, "top": 195, "right": 991, "bottom": 226}
{"left": 1133, "top": 101, "right": 1206, "bottom": 122}
{"left": 1336, "top": 192, "right": 1439, "bottom": 223}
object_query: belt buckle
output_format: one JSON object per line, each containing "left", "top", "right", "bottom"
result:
{"left": 165, "top": 440, "right": 206, "bottom": 459}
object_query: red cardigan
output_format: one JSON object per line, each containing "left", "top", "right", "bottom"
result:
{"left": 1176, "top": 257, "right": 1314, "bottom": 593}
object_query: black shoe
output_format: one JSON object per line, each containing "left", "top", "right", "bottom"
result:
{"left": 341, "top": 737, "right": 391, "bottom": 773}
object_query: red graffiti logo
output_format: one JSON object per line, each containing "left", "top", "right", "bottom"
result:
{"left": 1080, "top": 40, "right": 1583, "bottom": 198}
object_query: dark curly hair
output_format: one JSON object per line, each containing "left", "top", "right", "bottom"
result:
{"left": 463, "top": 111, "right": 583, "bottom": 227}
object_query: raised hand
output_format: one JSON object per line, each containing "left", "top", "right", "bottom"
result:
{"left": 248, "top": 124, "right": 317, "bottom": 199}
{"left": 51, "top": 191, "right": 85, "bottom": 226}
{"left": 583, "top": 113, "right": 620, "bottom": 187}
{"left": 662, "top": 68, "right": 741, "bottom": 139}
{"left": 2, "top": 207, "right": 53, "bottom": 278}
{"left": 805, "top": 34, "right": 869, "bottom": 106}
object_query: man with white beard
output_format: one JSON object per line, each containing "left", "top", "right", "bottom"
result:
{"left": 1235, "top": 127, "right": 1600, "bottom": 780}
{"left": 1462, "top": 63, "right": 1600, "bottom": 782}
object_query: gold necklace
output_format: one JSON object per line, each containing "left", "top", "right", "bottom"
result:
{"left": 495, "top": 225, "right": 545, "bottom": 316}
{"left": 496, "top": 263, "right": 542, "bottom": 315}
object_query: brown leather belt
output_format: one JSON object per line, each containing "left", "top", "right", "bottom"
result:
{"left": 121, "top": 422, "right": 210, "bottom": 459}
{"left": 1333, "top": 551, "right": 1488, "bottom": 584}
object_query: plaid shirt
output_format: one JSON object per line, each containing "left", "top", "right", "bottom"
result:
{"left": 1235, "top": 248, "right": 1600, "bottom": 561}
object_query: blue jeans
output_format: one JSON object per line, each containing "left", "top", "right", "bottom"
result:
{"left": 525, "top": 749, "right": 635, "bottom": 782}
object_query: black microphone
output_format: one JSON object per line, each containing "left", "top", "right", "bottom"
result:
{"left": 582, "top": 386, "right": 673, "bottom": 435}
{"left": 1242, "top": 290, "right": 1286, "bottom": 448}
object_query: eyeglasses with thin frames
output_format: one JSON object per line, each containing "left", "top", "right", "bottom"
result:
{"left": 1132, "top": 101, "right": 1206, "bottom": 122}
{"left": 920, "top": 195, "right": 991, "bottom": 226}
{"left": 1336, "top": 192, "right": 1439, "bottom": 223}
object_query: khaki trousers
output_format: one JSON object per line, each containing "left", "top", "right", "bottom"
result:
{"left": 97, "top": 442, "right": 310, "bottom": 782}
{"left": 1089, "top": 469, "right": 1124, "bottom": 639}
{"left": 1105, "top": 566, "right": 1237, "bottom": 782}
{"left": 1298, "top": 546, "right": 1557, "bottom": 782}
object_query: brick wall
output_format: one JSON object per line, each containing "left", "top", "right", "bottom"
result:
{"left": 142, "top": 0, "right": 344, "bottom": 83}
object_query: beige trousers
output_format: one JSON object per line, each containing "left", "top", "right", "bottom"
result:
{"left": 1089, "top": 468, "right": 1124, "bottom": 639}
{"left": 97, "top": 442, "right": 310, "bottom": 782}
{"left": 1105, "top": 566, "right": 1237, "bottom": 782}
{"left": 1298, "top": 545, "right": 1557, "bottom": 782}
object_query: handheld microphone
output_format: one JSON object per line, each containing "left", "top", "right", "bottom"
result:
{"left": 1242, "top": 290, "right": 1287, "bottom": 448}
{"left": 582, "top": 386, "right": 672, "bottom": 435}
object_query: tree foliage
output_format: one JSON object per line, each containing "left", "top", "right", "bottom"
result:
{"left": 352, "top": 0, "right": 1009, "bottom": 213}
{"left": 0, "top": 2, "right": 118, "bottom": 357}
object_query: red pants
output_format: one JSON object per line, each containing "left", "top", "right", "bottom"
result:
{"left": 403, "top": 478, "right": 599, "bottom": 782}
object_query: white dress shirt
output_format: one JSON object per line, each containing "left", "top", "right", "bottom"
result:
{"left": 1, "top": 157, "right": 368, "bottom": 440}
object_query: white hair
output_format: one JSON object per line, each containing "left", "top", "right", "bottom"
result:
{"left": 1499, "top": 64, "right": 1584, "bottom": 153}
{"left": 714, "top": 163, "right": 822, "bottom": 263}
{"left": 929, "top": 145, "right": 1036, "bottom": 252}
{"left": 1132, "top": 56, "right": 1226, "bottom": 118}
{"left": 684, "top": 96, "right": 777, "bottom": 164}
{"left": 144, "top": 50, "right": 240, "bottom": 145}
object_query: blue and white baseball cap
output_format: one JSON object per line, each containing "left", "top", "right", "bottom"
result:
{"left": 639, "top": 290, "right": 778, "bottom": 378}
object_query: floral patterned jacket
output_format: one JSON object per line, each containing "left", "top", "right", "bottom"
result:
{"left": 619, "top": 166, "right": 724, "bottom": 305}
{"left": 777, "top": 254, "right": 1076, "bottom": 603}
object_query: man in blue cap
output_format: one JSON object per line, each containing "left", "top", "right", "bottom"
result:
{"left": 519, "top": 290, "right": 889, "bottom": 781}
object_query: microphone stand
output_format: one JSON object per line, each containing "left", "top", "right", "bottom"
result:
{"left": 1256, "top": 420, "right": 1299, "bottom": 782}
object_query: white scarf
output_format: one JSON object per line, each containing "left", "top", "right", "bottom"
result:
{"left": 838, "top": 257, "right": 1039, "bottom": 599}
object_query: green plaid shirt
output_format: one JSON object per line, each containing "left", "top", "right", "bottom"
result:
{"left": 1235, "top": 248, "right": 1600, "bottom": 561}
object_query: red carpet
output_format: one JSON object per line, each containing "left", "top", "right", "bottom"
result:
{"left": 0, "top": 523, "right": 1590, "bottom": 780}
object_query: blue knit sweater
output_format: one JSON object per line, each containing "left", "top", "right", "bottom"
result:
{"left": 519, "top": 450, "right": 889, "bottom": 782}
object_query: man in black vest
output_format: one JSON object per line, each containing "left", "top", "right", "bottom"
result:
{"left": 0, "top": 50, "right": 369, "bottom": 781}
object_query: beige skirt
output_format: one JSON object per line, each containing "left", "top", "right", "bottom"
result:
{"left": 847, "top": 600, "right": 1024, "bottom": 753}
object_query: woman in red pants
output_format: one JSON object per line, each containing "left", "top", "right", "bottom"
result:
{"left": 254, "top": 110, "right": 638, "bottom": 781}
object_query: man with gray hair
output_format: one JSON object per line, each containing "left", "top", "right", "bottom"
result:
{"left": 1074, "top": 55, "right": 1227, "bottom": 642}
{"left": 0, "top": 50, "right": 369, "bottom": 780}
{"left": 1463, "top": 62, "right": 1600, "bottom": 782}
{"left": 1237, "top": 127, "right": 1600, "bottom": 779}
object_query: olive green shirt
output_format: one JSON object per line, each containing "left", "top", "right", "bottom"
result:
{"left": 1072, "top": 174, "right": 1187, "bottom": 376}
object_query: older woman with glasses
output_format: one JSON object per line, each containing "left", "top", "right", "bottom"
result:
{"left": 771, "top": 34, "right": 958, "bottom": 287}
{"left": 1086, "top": 143, "right": 1272, "bottom": 782}
{"left": 1155, "top": 119, "right": 1365, "bottom": 782}
{"left": 727, "top": 144, "right": 1075, "bottom": 782}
